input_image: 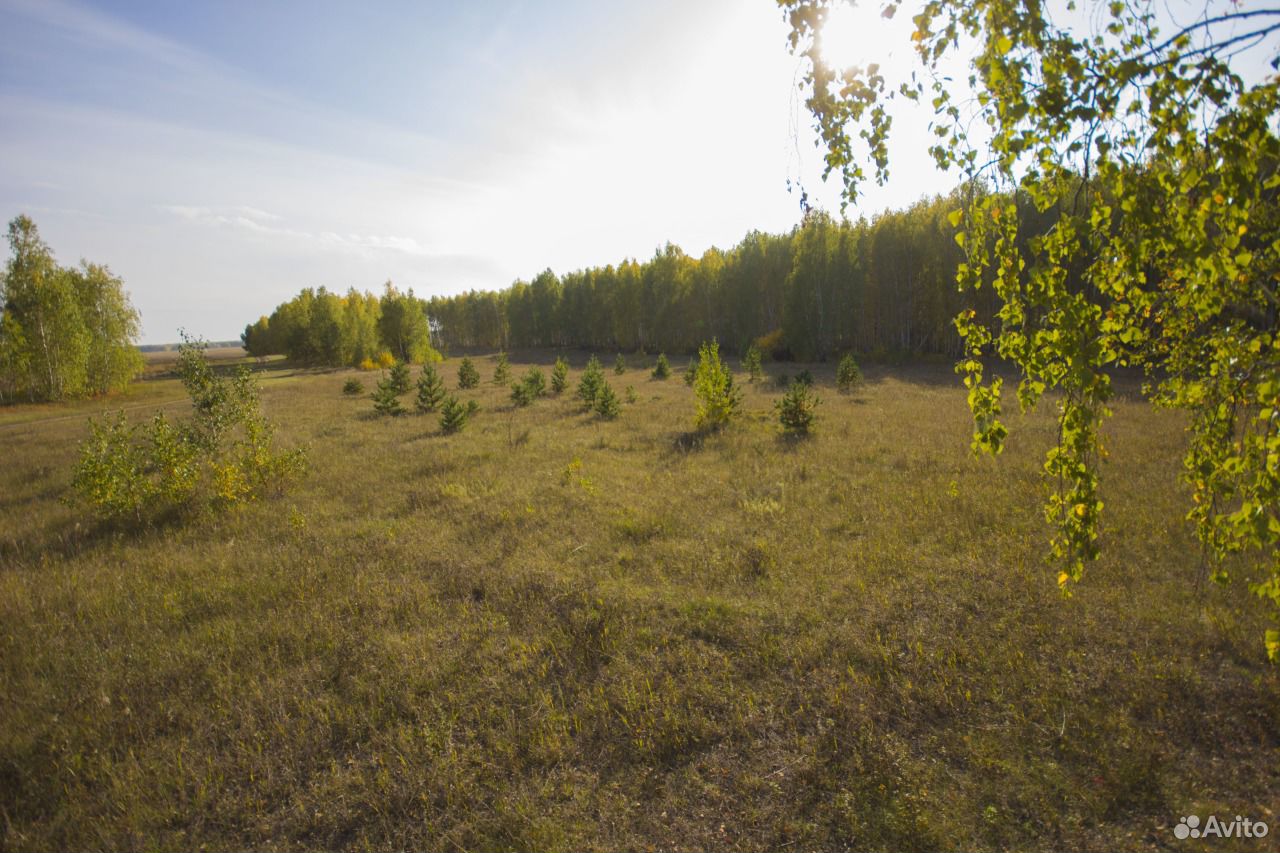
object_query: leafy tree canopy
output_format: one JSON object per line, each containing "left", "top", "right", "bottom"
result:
{"left": 780, "top": 0, "right": 1280, "bottom": 655}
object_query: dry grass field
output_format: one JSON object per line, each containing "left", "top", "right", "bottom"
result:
{"left": 1, "top": 351, "right": 1277, "bottom": 851}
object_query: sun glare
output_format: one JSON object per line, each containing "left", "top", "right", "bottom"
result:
{"left": 819, "top": 1, "right": 883, "bottom": 70}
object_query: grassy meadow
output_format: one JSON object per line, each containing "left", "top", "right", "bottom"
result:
{"left": 1, "top": 350, "right": 1277, "bottom": 851}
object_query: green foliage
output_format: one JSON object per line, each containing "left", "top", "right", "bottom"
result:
{"left": 439, "top": 394, "right": 479, "bottom": 434}
{"left": 776, "top": 380, "right": 821, "bottom": 435}
{"left": 551, "top": 356, "right": 569, "bottom": 393}
{"left": 492, "top": 352, "right": 511, "bottom": 384}
{"left": 692, "top": 340, "right": 742, "bottom": 432}
{"left": 577, "top": 355, "right": 605, "bottom": 408}
{"left": 388, "top": 361, "right": 411, "bottom": 395}
{"left": 782, "top": 0, "right": 1280, "bottom": 653}
{"left": 1, "top": 215, "right": 142, "bottom": 402}
{"left": 836, "top": 354, "right": 862, "bottom": 393}
{"left": 652, "top": 353, "right": 670, "bottom": 380}
{"left": 72, "top": 336, "right": 305, "bottom": 521}
{"left": 683, "top": 356, "right": 698, "bottom": 387}
{"left": 415, "top": 363, "right": 445, "bottom": 412}
{"left": 342, "top": 378, "right": 364, "bottom": 396}
{"left": 614, "top": 353, "right": 626, "bottom": 374}
{"left": 794, "top": 369, "right": 813, "bottom": 388}
{"left": 594, "top": 381, "right": 621, "bottom": 420}
{"left": 372, "top": 377, "right": 405, "bottom": 417}
{"left": 742, "top": 344, "right": 763, "bottom": 382}
{"left": 457, "top": 357, "right": 480, "bottom": 389}
{"left": 625, "top": 385, "right": 638, "bottom": 404}
{"left": 510, "top": 368, "right": 545, "bottom": 407}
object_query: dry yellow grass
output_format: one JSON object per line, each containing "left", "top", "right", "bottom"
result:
{"left": 1, "top": 351, "right": 1276, "bottom": 851}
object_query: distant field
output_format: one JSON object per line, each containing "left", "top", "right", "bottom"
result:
{"left": 1, "top": 353, "right": 1276, "bottom": 851}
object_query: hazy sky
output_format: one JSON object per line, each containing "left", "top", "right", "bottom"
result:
{"left": 1, "top": 0, "right": 958, "bottom": 342}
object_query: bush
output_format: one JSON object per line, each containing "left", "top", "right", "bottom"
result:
{"left": 358, "top": 357, "right": 377, "bottom": 371}
{"left": 458, "top": 357, "right": 480, "bottom": 389}
{"left": 795, "top": 369, "right": 814, "bottom": 388}
{"left": 342, "top": 378, "right": 364, "bottom": 395}
{"left": 372, "top": 376, "right": 405, "bottom": 416}
{"left": 440, "top": 395, "right": 479, "bottom": 434}
{"left": 388, "top": 361, "right": 412, "bottom": 394}
{"left": 614, "top": 354, "right": 626, "bottom": 375}
{"left": 743, "top": 344, "right": 763, "bottom": 382}
{"left": 511, "top": 367, "right": 545, "bottom": 407}
{"left": 551, "top": 357, "right": 569, "bottom": 393}
{"left": 577, "top": 355, "right": 605, "bottom": 408}
{"left": 492, "top": 352, "right": 511, "bottom": 384}
{"left": 72, "top": 336, "right": 306, "bottom": 521}
{"left": 836, "top": 353, "right": 863, "bottom": 392}
{"left": 415, "top": 363, "right": 445, "bottom": 412}
{"left": 652, "top": 353, "right": 671, "bottom": 380}
{"left": 683, "top": 356, "right": 699, "bottom": 386}
{"left": 595, "top": 381, "right": 621, "bottom": 419}
{"left": 625, "top": 385, "right": 638, "bottom": 404}
{"left": 776, "top": 380, "right": 821, "bottom": 435}
{"left": 376, "top": 351, "right": 396, "bottom": 369}
{"left": 692, "top": 340, "right": 742, "bottom": 432}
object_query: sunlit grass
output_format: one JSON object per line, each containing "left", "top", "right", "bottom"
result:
{"left": 0, "top": 352, "right": 1275, "bottom": 850}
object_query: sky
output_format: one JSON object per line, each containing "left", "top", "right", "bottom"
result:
{"left": 0, "top": 0, "right": 964, "bottom": 343}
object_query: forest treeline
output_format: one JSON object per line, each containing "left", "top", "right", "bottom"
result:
{"left": 0, "top": 216, "right": 143, "bottom": 403}
{"left": 245, "top": 191, "right": 995, "bottom": 364}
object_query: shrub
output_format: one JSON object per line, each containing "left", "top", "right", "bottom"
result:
{"left": 372, "top": 376, "right": 406, "bottom": 416}
{"left": 415, "top": 363, "right": 445, "bottom": 412}
{"left": 743, "top": 344, "right": 763, "bottom": 382}
{"left": 72, "top": 336, "right": 306, "bottom": 521}
{"left": 692, "top": 340, "right": 742, "bottom": 432}
{"left": 774, "top": 372, "right": 792, "bottom": 389}
{"left": 683, "top": 356, "right": 699, "bottom": 386}
{"left": 595, "top": 381, "right": 621, "bottom": 419}
{"left": 795, "top": 369, "right": 814, "bottom": 388}
{"left": 836, "top": 353, "right": 863, "bottom": 392}
{"left": 551, "top": 357, "right": 569, "bottom": 393}
{"left": 614, "top": 353, "right": 626, "bottom": 375}
{"left": 458, "top": 357, "right": 480, "bottom": 389}
{"left": 652, "top": 353, "right": 671, "bottom": 380}
{"left": 376, "top": 350, "right": 396, "bottom": 369}
{"left": 388, "top": 361, "right": 412, "bottom": 394}
{"left": 492, "top": 352, "right": 511, "bottom": 384}
{"left": 577, "top": 355, "right": 605, "bottom": 408}
{"left": 511, "top": 365, "right": 545, "bottom": 408}
{"left": 776, "top": 379, "right": 821, "bottom": 435}
{"left": 754, "top": 328, "right": 786, "bottom": 360}
{"left": 440, "top": 395, "right": 479, "bottom": 434}
{"left": 625, "top": 385, "right": 638, "bottom": 404}
{"left": 358, "top": 357, "right": 377, "bottom": 371}
{"left": 342, "top": 378, "right": 364, "bottom": 395}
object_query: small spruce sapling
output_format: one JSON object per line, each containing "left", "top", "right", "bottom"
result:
{"left": 577, "top": 355, "right": 605, "bottom": 408}
{"left": 595, "top": 381, "right": 621, "bottom": 419}
{"left": 416, "top": 362, "right": 445, "bottom": 412}
{"left": 743, "top": 344, "right": 763, "bottom": 382}
{"left": 614, "top": 353, "right": 626, "bottom": 375}
{"left": 372, "top": 375, "right": 406, "bottom": 416}
{"left": 551, "top": 357, "right": 569, "bottom": 393}
{"left": 342, "top": 377, "right": 364, "bottom": 395}
{"left": 440, "top": 394, "right": 480, "bottom": 434}
{"left": 457, "top": 357, "right": 480, "bottom": 389}
{"left": 652, "top": 353, "right": 671, "bottom": 380}
{"left": 492, "top": 352, "right": 511, "bottom": 384}
{"left": 388, "top": 361, "right": 412, "bottom": 394}
{"left": 836, "top": 353, "right": 862, "bottom": 393}
{"left": 776, "top": 379, "right": 821, "bottom": 435}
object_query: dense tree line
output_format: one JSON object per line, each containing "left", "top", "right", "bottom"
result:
{"left": 242, "top": 282, "right": 439, "bottom": 366}
{"left": 425, "top": 191, "right": 982, "bottom": 360}
{"left": 0, "top": 216, "right": 143, "bottom": 403}
{"left": 248, "top": 192, "right": 988, "bottom": 365}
